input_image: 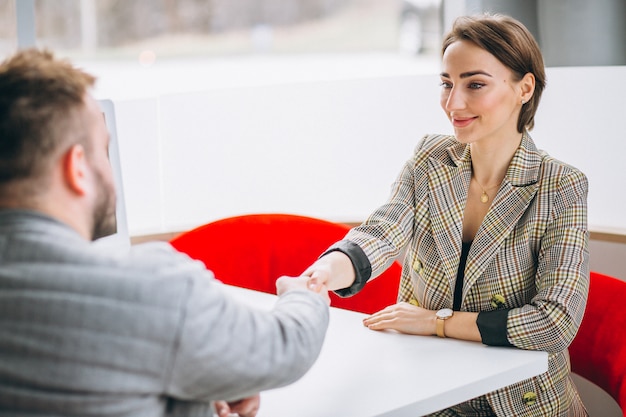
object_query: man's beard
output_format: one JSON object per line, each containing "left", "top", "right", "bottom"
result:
{"left": 91, "top": 169, "right": 118, "bottom": 241}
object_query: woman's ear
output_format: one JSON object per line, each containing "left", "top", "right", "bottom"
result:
{"left": 520, "top": 72, "right": 536, "bottom": 104}
{"left": 63, "top": 144, "right": 89, "bottom": 196}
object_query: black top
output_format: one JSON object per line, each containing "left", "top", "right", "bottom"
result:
{"left": 453, "top": 241, "right": 472, "bottom": 311}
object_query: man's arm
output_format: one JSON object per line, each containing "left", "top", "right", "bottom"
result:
{"left": 165, "top": 266, "right": 330, "bottom": 403}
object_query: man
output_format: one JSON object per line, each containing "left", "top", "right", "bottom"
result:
{"left": 0, "top": 49, "right": 330, "bottom": 417}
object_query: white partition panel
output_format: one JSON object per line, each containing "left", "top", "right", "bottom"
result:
{"left": 109, "top": 66, "right": 626, "bottom": 236}
{"left": 532, "top": 65, "right": 626, "bottom": 233}
{"left": 156, "top": 75, "right": 451, "bottom": 233}
{"left": 113, "top": 98, "right": 164, "bottom": 235}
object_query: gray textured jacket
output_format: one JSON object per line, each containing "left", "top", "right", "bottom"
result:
{"left": 0, "top": 210, "right": 329, "bottom": 416}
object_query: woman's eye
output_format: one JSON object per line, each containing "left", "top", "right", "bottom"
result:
{"left": 469, "top": 82, "right": 485, "bottom": 90}
{"left": 440, "top": 81, "right": 452, "bottom": 89}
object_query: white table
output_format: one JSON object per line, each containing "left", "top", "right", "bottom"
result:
{"left": 223, "top": 285, "right": 548, "bottom": 417}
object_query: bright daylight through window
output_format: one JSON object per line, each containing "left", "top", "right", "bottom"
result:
{"left": 1, "top": 0, "right": 442, "bottom": 98}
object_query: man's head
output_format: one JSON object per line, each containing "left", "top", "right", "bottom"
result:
{"left": 0, "top": 49, "right": 117, "bottom": 240}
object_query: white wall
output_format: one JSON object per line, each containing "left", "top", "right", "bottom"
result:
{"left": 531, "top": 66, "right": 626, "bottom": 234}
{"left": 111, "top": 66, "right": 626, "bottom": 231}
{"left": 113, "top": 73, "right": 453, "bottom": 236}
{"left": 108, "top": 65, "right": 626, "bottom": 279}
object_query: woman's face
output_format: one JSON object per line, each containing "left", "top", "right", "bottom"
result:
{"left": 440, "top": 40, "right": 529, "bottom": 145}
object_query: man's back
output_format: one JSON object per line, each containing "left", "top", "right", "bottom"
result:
{"left": 0, "top": 210, "right": 329, "bottom": 416}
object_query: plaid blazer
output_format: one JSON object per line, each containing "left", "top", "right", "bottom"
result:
{"left": 346, "top": 133, "right": 589, "bottom": 416}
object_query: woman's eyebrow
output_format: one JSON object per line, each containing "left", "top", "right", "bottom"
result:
{"left": 440, "top": 70, "right": 493, "bottom": 78}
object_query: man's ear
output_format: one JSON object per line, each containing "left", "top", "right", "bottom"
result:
{"left": 63, "top": 144, "right": 89, "bottom": 196}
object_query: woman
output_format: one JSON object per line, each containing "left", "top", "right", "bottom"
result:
{"left": 304, "top": 14, "right": 589, "bottom": 416}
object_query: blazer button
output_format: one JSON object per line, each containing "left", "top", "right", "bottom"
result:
{"left": 412, "top": 259, "right": 422, "bottom": 273}
{"left": 491, "top": 294, "right": 506, "bottom": 309}
{"left": 523, "top": 391, "right": 537, "bottom": 406}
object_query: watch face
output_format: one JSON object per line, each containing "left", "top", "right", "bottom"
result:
{"left": 437, "top": 308, "right": 453, "bottom": 319}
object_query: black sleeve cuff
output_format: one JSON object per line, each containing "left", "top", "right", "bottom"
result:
{"left": 477, "top": 309, "right": 514, "bottom": 347}
{"left": 320, "top": 240, "right": 372, "bottom": 298}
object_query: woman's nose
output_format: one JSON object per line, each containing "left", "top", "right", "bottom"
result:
{"left": 444, "top": 88, "right": 465, "bottom": 111}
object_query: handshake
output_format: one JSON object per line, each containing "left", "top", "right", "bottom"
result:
{"left": 275, "top": 274, "right": 331, "bottom": 305}
{"left": 275, "top": 250, "right": 354, "bottom": 306}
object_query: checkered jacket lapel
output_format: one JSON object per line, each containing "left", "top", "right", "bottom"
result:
{"left": 464, "top": 133, "right": 541, "bottom": 297}
{"left": 426, "top": 133, "right": 542, "bottom": 304}
{"left": 427, "top": 148, "right": 468, "bottom": 289}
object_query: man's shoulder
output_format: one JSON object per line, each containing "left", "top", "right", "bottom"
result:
{"left": 2, "top": 230, "right": 210, "bottom": 309}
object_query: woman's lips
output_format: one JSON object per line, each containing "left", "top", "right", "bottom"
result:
{"left": 453, "top": 117, "right": 476, "bottom": 128}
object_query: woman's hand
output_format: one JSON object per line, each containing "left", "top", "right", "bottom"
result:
{"left": 302, "top": 251, "right": 356, "bottom": 291}
{"left": 364, "top": 303, "right": 482, "bottom": 342}
{"left": 363, "top": 302, "right": 437, "bottom": 336}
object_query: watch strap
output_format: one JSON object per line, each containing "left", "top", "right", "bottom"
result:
{"left": 436, "top": 316, "right": 446, "bottom": 338}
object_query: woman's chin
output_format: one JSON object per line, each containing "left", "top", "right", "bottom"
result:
{"left": 453, "top": 131, "right": 474, "bottom": 144}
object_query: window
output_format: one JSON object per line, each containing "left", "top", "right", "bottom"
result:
{"left": 3, "top": 0, "right": 443, "bottom": 98}
{"left": 0, "top": 0, "right": 16, "bottom": 56}
{"left": 10, "top": 0, "right": 443, "bottom": 60}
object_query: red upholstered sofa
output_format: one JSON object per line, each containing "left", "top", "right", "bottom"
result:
{"left": 169, "top": 213, "right": 402, "bottom": 314}
{"left": 569, "top": 271, "right": 626, "bottom": 416}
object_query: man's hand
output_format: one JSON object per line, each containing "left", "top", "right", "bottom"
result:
{"left": 214, "top": 394, "right": 260, "bottom": 417}
{"left": 276, "top": 275, "right": 331, "bottom": 305}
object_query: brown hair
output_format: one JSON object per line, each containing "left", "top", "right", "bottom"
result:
{"left": 442, "top": 14, "right": 546, "bottom": 132}
{"left": 0, "top": 49, "right": 96, "bottom": 189}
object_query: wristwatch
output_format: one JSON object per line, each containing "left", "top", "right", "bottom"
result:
{"left": 435, "top": 308, "right": 454, "bottom": 338}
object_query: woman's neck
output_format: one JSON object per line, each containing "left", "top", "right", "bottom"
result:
{"left": 469, "top": 132, "right": 523, "bottom": 187}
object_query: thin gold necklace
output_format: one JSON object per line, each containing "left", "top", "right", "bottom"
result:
{"left": 473, "top": 177, "right": 500, "bottom": 204}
